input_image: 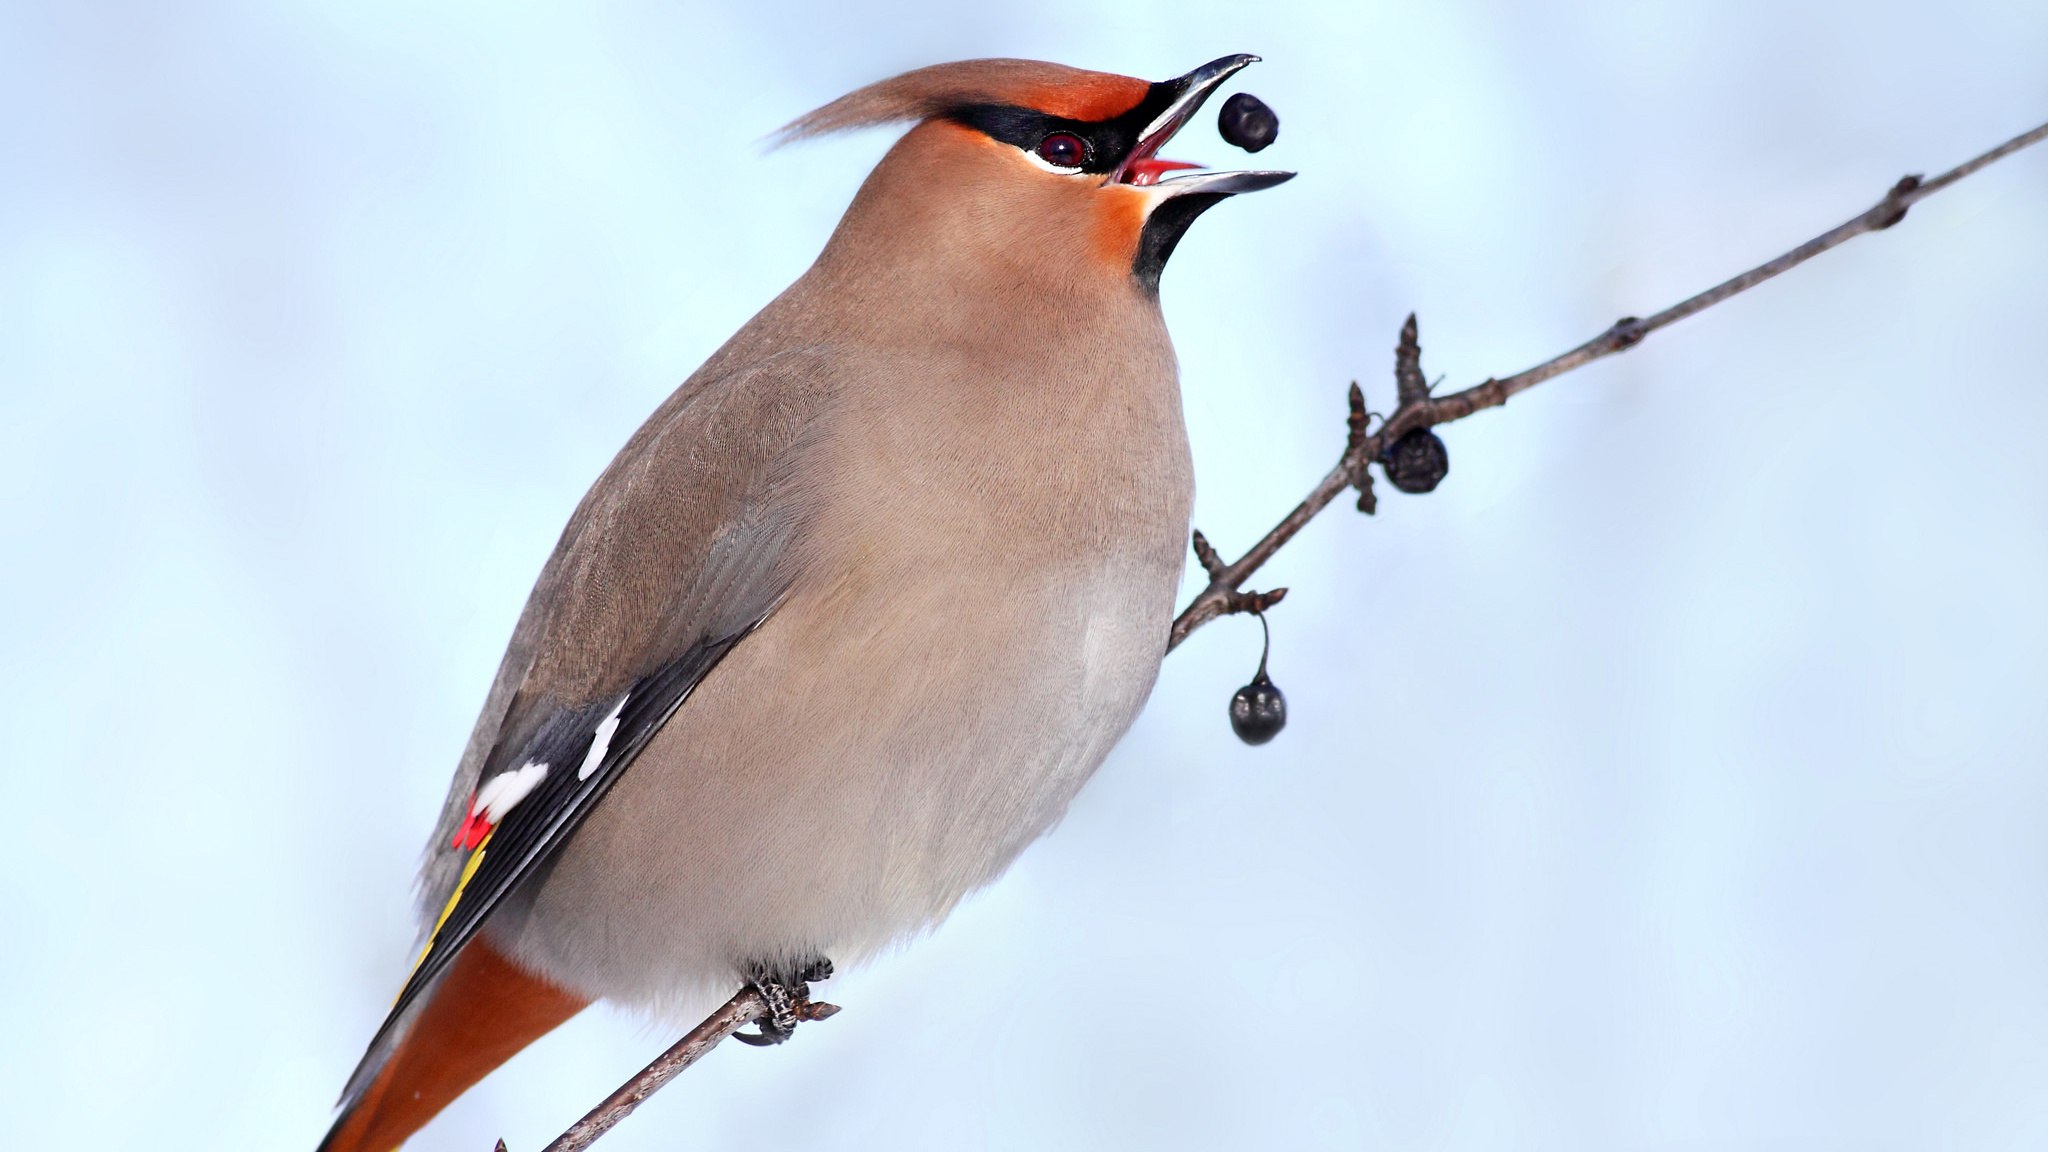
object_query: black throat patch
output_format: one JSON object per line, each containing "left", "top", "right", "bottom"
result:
{"left": 1133, "top": 193, "right": 1227, "bottom": 293}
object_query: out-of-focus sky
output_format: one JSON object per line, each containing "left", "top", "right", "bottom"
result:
{"left": 5, "top": 2, "right": 2046, "bottom": 1149}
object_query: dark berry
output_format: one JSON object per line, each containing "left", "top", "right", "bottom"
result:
{"left": 1230, "top": 671, "right": 1287, "bottom": 745}
{"left": 1217, "top": 92, "right": 1279, "bottom": 154}
{"left": 1230, "top": 611, "right": 1287, "bottom": 746}
{"left": 1383, "top": 428, "right": 1449, "bottom": 494}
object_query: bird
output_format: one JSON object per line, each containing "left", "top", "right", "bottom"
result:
{"left": 320, "top": 53, "right": 1291, "bottom": 1151}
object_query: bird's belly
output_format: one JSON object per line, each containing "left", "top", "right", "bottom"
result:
{"left": 493, "top": 545, "right": 1180, "bottom": 1018}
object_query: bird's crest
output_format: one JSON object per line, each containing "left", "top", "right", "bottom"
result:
{"left": 775, "top": 58, "right": 1152, "bottom": 145}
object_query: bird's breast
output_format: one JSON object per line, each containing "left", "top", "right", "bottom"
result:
{"left": 498, "top": 305, "right": 1195, "bottom": 1015}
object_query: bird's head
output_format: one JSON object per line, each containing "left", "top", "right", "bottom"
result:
{"left": 782, "top": 55, "right": 1292, "bottom": 295}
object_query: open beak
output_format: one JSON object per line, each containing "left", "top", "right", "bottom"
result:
{"left": 1111, "top": 54, "right": 1294, "bottom": 196}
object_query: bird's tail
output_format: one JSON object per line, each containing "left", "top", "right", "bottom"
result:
{"left": 319, "top": 936, "right": 588, "bottom": 1152}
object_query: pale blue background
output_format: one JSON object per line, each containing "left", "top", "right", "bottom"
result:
{"left": 4, "top": 2, "right": 2046, "bottom": 1149}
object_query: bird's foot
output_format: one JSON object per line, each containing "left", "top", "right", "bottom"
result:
{"left": 733, "top": 956, "right": 838, "bottom": 1046}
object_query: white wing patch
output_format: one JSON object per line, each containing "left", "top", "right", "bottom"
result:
{"left": 578, "top": 694, "right": 628, "bottom": 781}
{"left": 473, "top": 760, "right": 549, "bottom": 824}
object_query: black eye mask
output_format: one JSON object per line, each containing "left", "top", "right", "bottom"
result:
{"left": 947, "top": 80, "right": 1182, "bottom": 176}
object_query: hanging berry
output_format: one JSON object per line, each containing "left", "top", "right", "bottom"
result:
{"left": 1229, "top": 612, "right": 1288, "bottom": 745}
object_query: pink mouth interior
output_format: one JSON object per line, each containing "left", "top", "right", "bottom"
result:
{"left": 1123, "top": 157, "right": 1203, "bottom": 186}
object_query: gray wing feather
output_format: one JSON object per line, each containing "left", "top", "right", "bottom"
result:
{"left": 336, "top": 347, "right": 838, "bottom": 1107}
{"left": 414, "top": 345, "right": 837, "bottom": 927}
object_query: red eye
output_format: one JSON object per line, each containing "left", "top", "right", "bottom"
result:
{"left": 1036, "top": 133, "right": 1086, "bottom": 168}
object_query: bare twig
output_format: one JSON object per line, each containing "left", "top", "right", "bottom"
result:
{"left": 1167, "top": 116, "right": 2048, "bottom": 651}
{"left": 532, "top": 114, "right": 2047, "bottom": 1152}
{"left": 531, "top": 988, "right": 767, "bottom": 1152}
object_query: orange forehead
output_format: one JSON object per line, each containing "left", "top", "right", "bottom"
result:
{"left": 780, "top": 59, "right": 1154, "bottom": 143}
{"left": 1008, "top": 71, "right": 1152, "bottom": 121}
{"left": 914, "top": 59, "right": 1152, "bottom": 121}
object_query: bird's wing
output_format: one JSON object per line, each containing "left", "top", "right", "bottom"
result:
{"left": 338, "top": 345, "right": 839, "bottom": 1104}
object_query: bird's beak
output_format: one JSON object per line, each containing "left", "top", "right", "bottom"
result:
{"left": 1110, "top": 54, "right": 1294, "bottom": 196}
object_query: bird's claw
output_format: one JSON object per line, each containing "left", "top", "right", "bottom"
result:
{"left": 733, "top": 956, "right": 838, "bottom": 1047}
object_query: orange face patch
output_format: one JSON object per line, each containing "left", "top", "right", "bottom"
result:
{"left": 1088, "top": 184, "right": 1151, "bottom": 270}
{"left": 953, "top": 126, "right": 1151, "bottom": 269}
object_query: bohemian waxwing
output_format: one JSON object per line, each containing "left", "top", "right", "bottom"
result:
{"left": 321, "top": 54, "right": 1291, "bottom": 1151}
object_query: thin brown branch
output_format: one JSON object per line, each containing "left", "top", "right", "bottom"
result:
{"left": 1167, "top": 115, "right": 2048, "bottom": 651}
{"left": 531, "top": 988, "right": 767, "bottom": 1152}
{"left": 526, "top": 114, "right": 2048, "bottom": 1152}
